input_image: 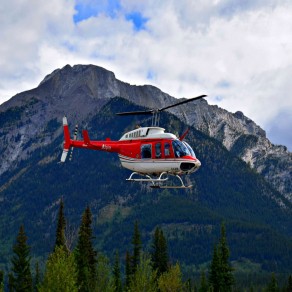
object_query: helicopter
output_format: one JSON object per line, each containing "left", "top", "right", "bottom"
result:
{"left": 60, "top": 94, "right": 206, "bottom": 188}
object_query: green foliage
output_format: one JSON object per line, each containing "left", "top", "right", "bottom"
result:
{"left": 158, "top": 263, "right": 183, "bottom": 292}
{"left": 0, "top": 107, "right": 23, "bottom": 127}
{"left": 39, "top": 246, "right": 78, "bottom": 292}
{"left": 131, "top": 221, "right": 142, "bottom": 274}
{"left": 75, "top": 206, "right": 97, "bottom": 292}
{"left": 113, "top": 251, "right": 122, "bottom": 292}
{"left": 287, "top": 275, "right": 292, "bottom": 292}
{"left": 95, "top": 254, "right": 115, "bottom": 292}
{"left": 1, "top": 96, "right": 292, "bottom": 280}
{"left": 33, "top": 263, "right": 40, "bottom": 292}
{"left": 208, "top": 223, "right": 234, "bottom": 292}
{"left": 209, "top": 245, "right": 220, "bottom": 291}
{"left": 10, "top": 225, "right": 33, "bottom": 292}
{"left": 265, "top": 273, "right": 279, "bottom": 292}
{"left": 218, "top": 223, "right": 234, "bottom": 290}
{"left": 0, "top": 270, "right": 3, "bottom": 292}
{"left": 230, "top": 134, "right": 258, "bottom": 156}
{"left": 129, "top": 253, "right": 157, "bottom": 292}
{"left": 198, "top": 271, "right": 209, "bottom": 292}
{"left": 0, "top": 98, "right": 38, "bottom": 128}
{"left": 151, "top": 227, "right": 169, "bottom": 276}
{"left": 8, "top": 273, "right": 14, "bottom": 292}
{"left": 54, "top": 198, "right": 68, "bottom": 252}
{"left": 125, "top": 251, "right": 132, "bottom": 289}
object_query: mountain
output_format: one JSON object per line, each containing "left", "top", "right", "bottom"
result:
{"left": 0, "top": 65, "right": 291, "bottom": 276}
{"left": 1, "top": 64, "right": 291, "bottom": 202}
{"left": 181, "top": 101, "right": 292, "bottom": 203}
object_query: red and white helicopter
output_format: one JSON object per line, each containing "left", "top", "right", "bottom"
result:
{"left": 61, "top": 95, "right": 206, "bottom": 188}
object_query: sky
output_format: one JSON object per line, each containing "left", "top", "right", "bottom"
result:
{"left": 1, "top": 0, "right": 292, "bottom": 150}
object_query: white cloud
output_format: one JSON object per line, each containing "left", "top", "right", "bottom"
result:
{"left": 0, "top": 0, "right": 291, "bottom": 149}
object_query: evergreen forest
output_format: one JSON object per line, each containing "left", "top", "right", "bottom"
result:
{"left": 2, "top": 201, "right": 292, "bottom": 292}
{"left": 0, "top": 97, "right": 292, "bottom": 291}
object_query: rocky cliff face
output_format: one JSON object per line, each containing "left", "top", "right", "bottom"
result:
{"left": 177, "top": 101, "right": 292, "bottom": 202}
{"left": 0, "top": 64, "right": 291, "bottom": 201}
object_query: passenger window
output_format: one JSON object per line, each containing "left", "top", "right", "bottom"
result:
{"left": 155, "top": 143, "right": 161, "bottom": 158}
{"left": 141, "top": 144, "right": 152, "bottom": 159}
{"left": 164, "top": 142, "right": 170, "bottom": 157}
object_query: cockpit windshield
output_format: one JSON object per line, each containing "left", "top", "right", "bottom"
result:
{"left": 172, "top": 139, "right": 191, "bottom": 158}
{"left": 183, "top": 141, "right": 196, "bottom": 158}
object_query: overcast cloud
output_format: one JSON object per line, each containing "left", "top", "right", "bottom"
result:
{"left": 0, "top": 0, "right": 291, "bottom": 150}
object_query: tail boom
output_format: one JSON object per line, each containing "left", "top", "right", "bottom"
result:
{"left": 60, "top": 116, "right": 120, "bottom": 162}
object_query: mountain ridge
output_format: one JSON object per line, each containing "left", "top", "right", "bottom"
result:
{"left": 0, "top": 64, "right": 291, "bottom": 202}
{"left": 0, "top": 97, "right": 291, "bottom": 274}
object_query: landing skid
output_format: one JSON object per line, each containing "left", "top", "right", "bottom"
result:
{"left": 126, "top": 172, "right": 192, "bottom": 189}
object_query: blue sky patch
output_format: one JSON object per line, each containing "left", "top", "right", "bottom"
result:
{"left": 217, "top": 80, "right": 231, "bottom": 88}
{"left": 146, "top": 70, "right": 156, "bottom": 80}
{"left": 73, "top": 0, "right": 121, "bottom": 23}
{"left": 126, "top": 12, "right": 148, "bottom": 31}
{"left": 214, "top": 95, "right": 223, "bottom": 102}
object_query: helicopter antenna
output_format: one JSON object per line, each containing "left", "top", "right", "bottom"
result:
{"left": 116, "top": 94, "right": 207, "bottom": 126}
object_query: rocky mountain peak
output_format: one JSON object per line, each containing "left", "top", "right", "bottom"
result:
{"left": 0, "top": 64, "right": 291, "bottom": 201}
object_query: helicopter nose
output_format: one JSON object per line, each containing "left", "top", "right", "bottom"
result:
{"left": 180, "top": 159, "right": 201, "bottom": 173}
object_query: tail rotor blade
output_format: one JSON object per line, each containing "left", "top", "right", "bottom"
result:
{"left": 69, "top": 124, "right": 78, "bottom": 161}
{"left": 61, "top": 149, "right": 69, "bottom": 162}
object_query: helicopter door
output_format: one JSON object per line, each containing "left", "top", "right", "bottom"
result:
{"left": 141, "top": 144, "right": 152, "bottom": 159}
{"left": 155, "top": 142, "right": 161, "bottom": 158}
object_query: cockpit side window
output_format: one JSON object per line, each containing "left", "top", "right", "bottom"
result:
{"left": 164, "top": 142, "right": 170, "bottom": 157}
{"left": 172, "top": 140, "right": 191, "bottom": 158}
{"left": 141, "top": 144, "right": 152, "bottom": 159}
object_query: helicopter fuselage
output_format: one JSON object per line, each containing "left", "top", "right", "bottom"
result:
{"left": 61, "top": 120, "right": 201, "bottom": 176}
{"left": 118, "top": 127, "right": 201, "bottom": 175}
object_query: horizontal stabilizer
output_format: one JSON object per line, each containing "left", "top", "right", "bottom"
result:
{"left": 83, "top": 130, "right": 91, "bottom": 145}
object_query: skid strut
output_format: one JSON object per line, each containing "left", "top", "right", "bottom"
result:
{"left": 126, "top": 172, "right": 192, "bottom": 189}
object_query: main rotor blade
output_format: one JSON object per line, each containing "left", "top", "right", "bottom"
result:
{"left": 116, "top": 110, "right": 154, "bottom": 116}
{"left": 159, "top": 94, "right": 207, "bottom": 112}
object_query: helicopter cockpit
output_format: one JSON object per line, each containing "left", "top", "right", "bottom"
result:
{"left": 172, "top": 139, "right": 196, "bottom": 158}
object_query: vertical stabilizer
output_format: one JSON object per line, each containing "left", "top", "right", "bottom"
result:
{"left": 60, "top": 116, "right": 71, "bottom": 162}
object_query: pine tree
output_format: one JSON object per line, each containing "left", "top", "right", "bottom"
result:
{"left": 75, "top": 206, "right": 97, "bottom": 292}
{"left": 208, "top": 245, "right": 220, "bottom": 292}
{"left": 0, "top": 270, "right": 4, "bottom": 292}
{"left": 151, "top": 227, "right": 169, "bottom": 276}
{"left": 218, "top": 223, "right": 234, "bottom": 291}
{"left": 125, "top": 251, "right": 132, "bottom": 289}
{"left": 287, "top": 275, "right": 292, "bottom": 292}
{"left": 39, "top": 246, "right": 78, "bottom": 292}
{"left": 266, "top": 273, "right": 279, "bottom": 292}
{"left": 8, "top": 273, "right": 14, "bottom": 292}
{"left": 113, "top": 251, "right": 122, "bottom": 292}
{"left": 185, "top": 278, "right": 193, "bottom": 292}
{"left": 54, "top": 198, "right": 67, "bottom": 252}
{"left": 131, "top": 221, "right": 142, "bottom": 274}
{"left": 96, "top": 254, "right": 115, "bottom": 292}
{"left": 198, "top": 271, "right": 208, "bottom": 292}
{"left": 208, "top": 223, "right": 234, "bottom": 292}
{"left": 10, "top": 225, "right": 33, "bottom": 292}
{"left": 33, "top": 262, "right": 40, "bottom": 292}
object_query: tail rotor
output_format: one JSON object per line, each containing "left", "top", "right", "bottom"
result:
{"left": 69, "top": 124, "right": 78, "bottom": 161}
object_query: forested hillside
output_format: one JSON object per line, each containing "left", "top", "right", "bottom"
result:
{"left": 0, "top": 97, "right": 291, "bottom": 286}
